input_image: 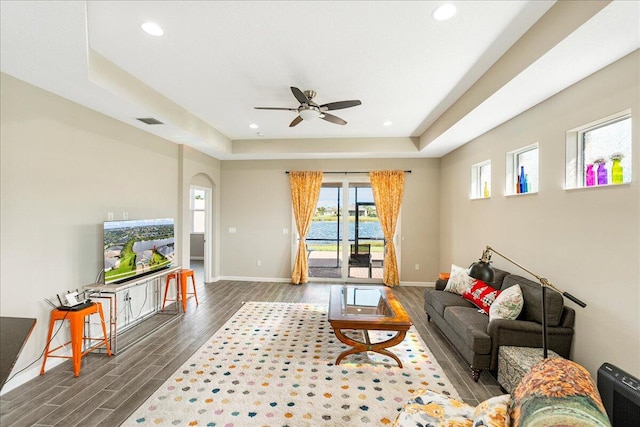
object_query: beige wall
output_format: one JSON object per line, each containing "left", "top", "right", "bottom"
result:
{"left": 0, "top": 73, "right": 220, "bottom": 392}
{"left": 220, "top": 158, "right": 440, "bottom": 282}
{"left": 439, "top": 50, "right": 640, "bottom": 378}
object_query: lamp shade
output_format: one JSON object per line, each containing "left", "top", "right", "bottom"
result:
{"left": 468, "top": 261, "right": 495, "bottom": 283}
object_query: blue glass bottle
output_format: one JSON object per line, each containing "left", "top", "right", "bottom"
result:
{"left": 519, "top": 166, "right": 525, "bottom": 193}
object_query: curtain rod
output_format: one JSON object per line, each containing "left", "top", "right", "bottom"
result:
{"left": 285, "top": 170, "right": 411, "bottom": 174}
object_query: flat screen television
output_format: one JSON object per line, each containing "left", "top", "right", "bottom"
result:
{"left": 103, "top": 218, "right": 175, "bottom": 284}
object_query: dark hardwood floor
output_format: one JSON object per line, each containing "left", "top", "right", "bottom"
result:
{"left": 0, "top": 262, "right": 502, "bottom": 426}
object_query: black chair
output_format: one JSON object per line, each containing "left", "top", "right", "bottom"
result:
{"left": 349, "top": 244, "right": 372, "bottom": 278}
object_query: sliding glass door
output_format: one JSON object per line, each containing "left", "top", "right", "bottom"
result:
{"left": 305, "top": 180, "right": 385, "bottom": 281}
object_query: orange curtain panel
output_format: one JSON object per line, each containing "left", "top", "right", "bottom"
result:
{"left": 289, "top": 171, "right": 323, "bottom": 284}
{"left": 370, "top": 170, "right": 405, "bottom": 286}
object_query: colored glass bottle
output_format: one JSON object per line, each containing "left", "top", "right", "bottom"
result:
{"left": 483, "top": 182, "right": 489, "bottom": 198}
{"left": 524, "top": 174, "right": 529, "bottom": 193}
{"left": 519, "top": 166, "right": 525, "bottom": 193}
{"left": 516, "top": 175, "right": 521, "bottom": 194}
{"left": 611, "top": 159, "right": 623, "bottom": 184}
{"left": 585, "top": 164, "right": 595, "bottom": 187}
{"left": 597, "top": 163, "right": 608, "bottom": 185}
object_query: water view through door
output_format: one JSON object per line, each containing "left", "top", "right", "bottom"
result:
{"left": 306, "top": 183, "right": 384, "bottom": 280}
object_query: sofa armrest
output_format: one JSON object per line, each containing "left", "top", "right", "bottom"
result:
{"left": 435, "top": 278, "right": 448, "bottom": 291}
{"left": 559, "top": 306, "right": 575, "bottom": 328}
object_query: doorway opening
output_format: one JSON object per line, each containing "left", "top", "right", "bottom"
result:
{"left": 189, "top": 185, "right": 212, "bottom": 281}
{"left": 305, "top": 180, "right": 385, "bottom": 281}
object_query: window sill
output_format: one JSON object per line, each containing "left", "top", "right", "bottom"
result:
{"left": 505, "top": 191, "right": 538, "bottom": 198}
{"left": 565, "top": 182, "right": 631, "bottom": 191}
{"left": 470, "top": 196, "right": 491, "bottom": 201}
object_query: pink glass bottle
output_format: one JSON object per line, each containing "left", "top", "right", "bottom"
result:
{"left": 585, "top": 164, "right": 595, "bottom": 187}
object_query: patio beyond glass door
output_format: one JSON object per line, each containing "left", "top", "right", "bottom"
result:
{"left": 306, "top": 182, "right": 384, "bottom": 280}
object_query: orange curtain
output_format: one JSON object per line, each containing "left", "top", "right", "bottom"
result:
{"left": 370, "top": 170, "right": 405, "bottom": 286}
{"left": 290, "top": 171, "right": 323, "bottom": 284}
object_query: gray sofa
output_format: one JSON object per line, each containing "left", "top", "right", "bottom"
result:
{"left": 423, "top": 268, "right": 575, "bottom": 381}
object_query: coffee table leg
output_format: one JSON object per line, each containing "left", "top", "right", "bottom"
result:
{"left": 333, "top": 329, "right": 407, "bottom": 368}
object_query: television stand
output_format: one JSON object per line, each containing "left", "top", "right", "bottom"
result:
{"left": 84, "top": 266, "right": 181, "bottom": 354}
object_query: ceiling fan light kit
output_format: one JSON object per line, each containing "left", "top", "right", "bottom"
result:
{"left": 299, "top": 106, "right": 321, "bottom": 121}
{"left": 255, "top": 86, "right": 362, "bottom": 127}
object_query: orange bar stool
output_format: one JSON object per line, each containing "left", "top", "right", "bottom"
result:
{"left": 162, "top": 271, "right": 179, "bottom": 310}
{"left": 40, "top": 302, "right": 112, "bottom": 377}
{"left": 162, "top": 269, "right": 199, "bottom": 312}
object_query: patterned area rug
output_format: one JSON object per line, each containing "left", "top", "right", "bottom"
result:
{"left": 123, "top": 302, "right": 460, "bottom": 426}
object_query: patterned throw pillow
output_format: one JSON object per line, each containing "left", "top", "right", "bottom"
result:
{"left": 443, "top": 264, "right": 476, "bottom": 295}
{"left": 474, "top": 394, "right": 511, "bottom": 427}
{"left": 489, "top": 284, "right": 524, "bottom": 322}
{"left": 392, "top": 389, "right": 474, "bottom": 427}
{"left": 462, "top": 281, "right": 501, "bottom": 314}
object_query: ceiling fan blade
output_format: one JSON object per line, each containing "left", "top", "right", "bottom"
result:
{"left": 289, "top": 116, "right": 303, "bottom": 127}
{"left": 254, "top": 107, "right": 298, "bottom": 111}
{"left": 319, "top": 100, "right": 362, "bottom": 111}
{"left": 320, "top": 113, "right": 347, "bottom": 125}
{"left": 290, "top": 87, "right": 309, "bottom": 104}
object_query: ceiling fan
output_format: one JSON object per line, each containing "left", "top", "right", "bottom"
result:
{"left": 254, "top": 87, "right": 362, "bottom": 127}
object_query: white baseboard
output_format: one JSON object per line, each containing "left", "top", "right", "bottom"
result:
{"left": 400, "top": 281, "right": 435, "bottom": 287}
{"left": 214, "top": 277, "right": 435, "bottom": 287}
{"left": 1, "top": 358, "right": 65, "bottom": 396}
{"left": 216, "top": 276, "right": 292, "bottom": 283}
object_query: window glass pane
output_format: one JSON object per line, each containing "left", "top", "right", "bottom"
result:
{"left": 193, "top": 199, "right": 205, "bottom": 210}
{"left": 479, "top": 163, "right": 491, "bottom": 197}
{"left": 190, "top": 188, "right": 206, "bottom": 232}
{"left": 516, "top": 148, "right": 538, "bottom": 193}
{"left": 583, "top": 117, "right": 631, "bottom": 183}
{"left": 192, "top": 211, "right": 205, "bottom": 233}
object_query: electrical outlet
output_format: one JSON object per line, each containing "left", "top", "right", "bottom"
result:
{"left": 257, "top": 260, "right": 262, "bottom": 266}
{"left": 415, "top": 264, "right": 420, "bottom": 271}
{"left": 123, "top": 212, "right": 128, "bottom": 220}
{"left": 108, "top": 212, "right": 114, "bottom": 220}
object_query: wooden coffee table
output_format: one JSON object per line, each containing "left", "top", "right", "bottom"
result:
{"left": 328, "top": 285, "right": 412, "bottom": 367}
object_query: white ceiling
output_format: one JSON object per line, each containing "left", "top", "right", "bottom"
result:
{"left": 1, "top": 1, "right": 638, "bottom": 160}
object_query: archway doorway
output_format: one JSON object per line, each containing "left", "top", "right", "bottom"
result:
{"left": 190, "top": 173, "right": 215, "bottom": 282}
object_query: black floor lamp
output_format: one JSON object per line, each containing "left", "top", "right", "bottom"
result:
{"left": 468, "top": 246, "right": 587, "bottom": 358}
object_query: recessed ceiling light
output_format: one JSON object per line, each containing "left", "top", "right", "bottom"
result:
{"left": 141, "top": 22, "right": 164, "bottom": 36}
{"left": 432, "top": 3, "right": 457, "bottom": 21}
{"left": 249, "top": 123, "right": 259, "bottom": 129}
{"left": 383, "top": 120, "right": 393, "bottom": 127}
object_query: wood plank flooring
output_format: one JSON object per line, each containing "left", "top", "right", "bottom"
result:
{"left": 0, "top": 264, "right": 502, "bottom": 426}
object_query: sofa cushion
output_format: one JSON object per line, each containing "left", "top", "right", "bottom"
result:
{"left": 443, "top": 306, "right": 491, "bottom": 354}
{"left": 501, "top": 275, "right": 564, "bottom": 326}
{"left": 393, "top": 390, "right": 511, "bottom": 427}
{"left": 424, "top": 288, "right": 475, "bottom": 317}
{"left": 462, "top": 281, "right": 501, "bottom": 314}
{"left": 392, "top": 389, "right": 474, "bottom": 427}
{"left": 474, "top": 394, "right": 511, "bottom": 427}
{"left": 489, "top": 268, "right": 511, "bottom": 289}
{"left": 444, "top": 264, "right": 475, "bottom": 295}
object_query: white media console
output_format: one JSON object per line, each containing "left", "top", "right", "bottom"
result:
{"left": 83, "top": 266, "right": 182, "bottom": 353}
